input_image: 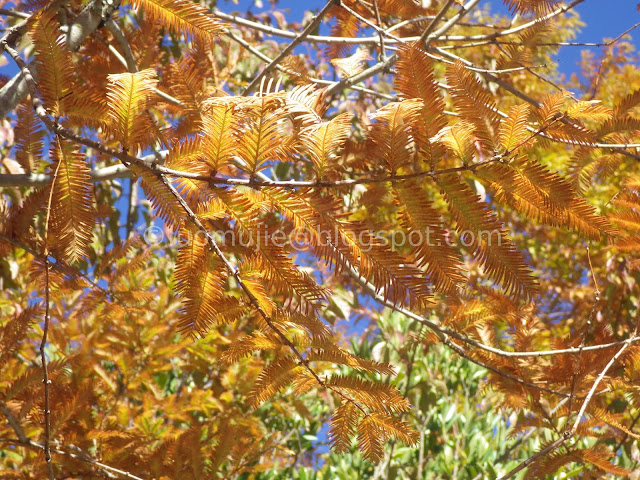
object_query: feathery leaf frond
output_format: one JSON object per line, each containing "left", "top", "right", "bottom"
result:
{"left": 503, "top": 0, "right": 561, "bottom": 15}
{"left": 481, "top": 159, "right": 611, "bottom": 240}
{"left": 201, "top": 98, "right": 238, "bottom": 173}
{"left": 128, "top": 0, "right": 224, "bottom": 43}
{"left": 307, "top": 347, "right": 396, "bottom": 375}
{"left": 134, "top": 168, "right": 184, "bottom": 230}
{"left": 219, "top": 188, "right": 328, "bottom": 311}
{"left": 573, "top": 445, "right": 631, "bottom": 476}
{"left": 261, "top": 187, "right": 433, "bottom": 311}
{"left": 300, "top": 112, "right": 352, "bottom": 179}
{"left": 567, "top": 101, "right": 612, "bottom": 124}
{"left": 221, "top": 332, "right": 280, "bottom": 364}
{"left": 446, "top": 61, "right": 501, "bottom": 150}
{"left": 370, "top": 99, "right": 423, "bottom": 173}
{"left": 431, "top": 121, "right": 477, "bottom": 164}
{"left": 175, "top": 233, "right": 238, "bottom": 335}
{"left": 393, "top": 181, "right": 466, "bottom": 293}
{"left": 437, "top": 174, "right": 537, "bottom": 299}
{"left": 395, "top": 42, "right": 447, "bottom": 141}
{"left": 232, "top": 95, "right": 293, "bottom": 177}
{"left": 30, "top": 10, "right": 75, "bottom": 117}
{"left": 267, "top": 309, "right": 333, "bottom": 342}
{"left": 499, "top": 104, "right": 531, "bottom": 152}
{"left": 49, "top": 138, "right": 94, "bottom": 264}
{"left": 14, "top": 104, "right": 44, "bottom": 172}
{"left": 329, "top": 402, "right": 359, "bottom": 454}
{"left": 368, "top": 412, "right": 418, "bottom": 447}
{"left": 248, "top": 356, "right": 302, "bottom": 407}
{"left": 357, "top": 415, "right": 384, "bottom": 462}
{"left": 105, "top": 69, "right": 158, "bottom": 152}
{"left": 325, "top": 375, "right": 411, "bottom": 414}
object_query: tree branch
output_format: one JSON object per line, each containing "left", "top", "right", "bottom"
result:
{"left": 496, "top": 332, "right": 635, "bottom": 480}
{"left": 0, "top": 437, "right": 145, "bottom": 480}
{"left": 0, "top": 8, "right": 30, "bottom": 19}
{"left": 214, "top": 8, "right": 406, "bottom": 45}
{"left": 243, "top": 0, "right": 339, "bottom": 95}
{"left": 0, "top": 401, "right": 29, "bottom": 444}
{"left": 325, "top": 0, "right": 481, "bottom": 97}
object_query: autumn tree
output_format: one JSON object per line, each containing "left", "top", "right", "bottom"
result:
{"left": 0, "top": 0, "right": 640, "bottom": 478}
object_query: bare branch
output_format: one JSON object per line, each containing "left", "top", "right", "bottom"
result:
{"left": 105, "top": 18, "right": 137, "bottom": 72}
{"left": 418, "top": 0, "right": 458, "bottom": 43}
{"left": 39, "top": 142, "right": 63, "bottom": 480}
{"left": 0, "top": 438, "right": 145, "bottom": 480}
{"left": 325, "top": 0, "right": 481, "bottom": 97}
{"left": 214, "top": 8, "right": 401, "bottom": 45}
{"left": 0, "top": 8, "right": 30, "bottom": 19}
{"left": 0, "top": 401, "right": 30, "bottom": 444}
{"left": 225, "top": 28, "right": 396, "bottom": 99}
{"left": 371, "top": 0, "right": 386, "bottom": 61}
{"left": 497, "top": 332, "right": 635, "bottom": 480}
{"left": 439, "top": 0, "right": 586, "bottom": 42}
{"left": 340, "top": 1, "right": 403, "bottom": 46}
{"left": 570, "top": 331, "right": 635, "bottom": 434}
{"left": 243, "top": 0, "right": 339, "bottom": 95}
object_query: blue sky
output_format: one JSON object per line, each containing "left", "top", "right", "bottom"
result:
{"left": 224, "top": 0, "right": 640, "bottom": 77}
{"left": 3, "top": 1, "right": 636, "bottom": 79}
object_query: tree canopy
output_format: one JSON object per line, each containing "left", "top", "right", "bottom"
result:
{"left": 1, "top": 0, "right": 640, "bottom": 478}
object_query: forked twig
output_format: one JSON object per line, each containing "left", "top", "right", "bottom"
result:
{"left": 39, "top": 147, "right": 63, "bottom": 480}
{"left": 497, "top": 331, "right": 635, "bottom": 480}
{"left": 325, "top": 0, "right": 480, "bottom": 97}
{"left": 567, "top": 245, "right": 600, "bottom": 423}
{"left": 0, "top": 437, "right": 144, "bottom": 480}
{"left": 371, "top": 0, "right": 386, "bottom": 60}
{"left": 243, "top": 0, "right": 339, "bottom": 95}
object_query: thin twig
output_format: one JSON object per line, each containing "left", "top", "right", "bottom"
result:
{"left": 325, "top": 0, "right": 480, "bottom": 97}
{"left": 567, "top": 245, "right": 600, "bottom": 423}
{"left": 105, "top": 19, "right": 137, "bottom": 72}
{"left": 497, "top": 332, "right": 635, "bottom": 480}
{"left": 0, "top": 438, "right": 145, "bottom": 480}
{"left": 497, "top": 436, "right": 569, "bottom": 480}
{"left": 371, "top": 0, "right": 386, "bottom": 61}
{"left": 39, "top": 144, "right": 62, "bottom": 480}
{"left": 418, "top": 0, "right": 456, "bottom": 44}
{"left": 569, "top": 337, "right": 634, "bottom": 436}
{"left": 341, "top": 1, "right": 402, "bottom": 46}
{"left": 0, "top": 8, "right": 30, "bottom": 18}
{"left": 0, "top": 402, "right": 30, "bottom": 444}
{"left": 439, "top": 0, "right": 585, "bottom": 42}
{"left": 214, "top": 8, "right": 403, "bottom": 45}
{"left": 440, "top": 19, "right": 640, "bottom": 51}
{"left": 426, "top": 47, "right": 547, "bottom": 74}
{"left": 225, "top": 28, "right": 396, "bottom": 100}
